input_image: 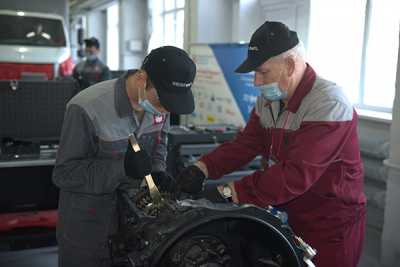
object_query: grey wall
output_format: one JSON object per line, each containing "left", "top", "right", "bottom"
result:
{"left": 358, "top": 117, "right": 390, "bottom": 244}
{"left": 187, "top": 0, "right": 234, "bottom": 44}
{"left": 0, "top": 0, "right": 68, "bottom": 22}
{"left": 119, "top": 0, "right": 148, "bottom": 70}
{"left": 186, "top": 0, "right": 309, "bottom": 46}
{"left": 231, "top": 0, "right": 310, "bottom": 47}
{"left": 87, "top": 10, "right": 107, "bottom": 63}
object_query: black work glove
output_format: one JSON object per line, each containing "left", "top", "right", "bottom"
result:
{"left": 151, "top": 171, "right": 178, "bottom": 195}
{"left": 124, "top": 141, "right": 152, "bottom": 179}
{"left": 176, "top": 165, "right": 206, "bottom": 194}
{"left": 197, "top": 186, "right": 230, "bottom": 203}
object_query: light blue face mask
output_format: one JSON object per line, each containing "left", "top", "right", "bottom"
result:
{"left": 139, "top": 99, "right": 162, "bottom": 116}
{"left": 258, "top": 82, "right": 288, "bottom": 102}
{"left": 86, "top": 53, "right": 97, "bottom": 62}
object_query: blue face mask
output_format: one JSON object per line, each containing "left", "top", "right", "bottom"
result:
{"left": 139, "top": 99, "right": 162, "bottom": 116}
{"left": 86, "top": 53, "right": 97, "bottom": 62}
{"left": 258, "top": 82, "right": 288, "bottom": 101}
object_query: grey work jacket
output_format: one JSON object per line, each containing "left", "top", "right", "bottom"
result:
{"left": 73, "top": 58, "right": 112, "bottom": 90}
{"left": 52, "top": 71, "right": 169, "bottom": 263}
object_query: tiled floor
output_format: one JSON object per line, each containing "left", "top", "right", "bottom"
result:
{"left": 0, "top": 246, "right": 58, "bottom": 267}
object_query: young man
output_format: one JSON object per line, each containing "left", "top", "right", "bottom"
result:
{"left": 177, "top": 21, "right": 366, "bottom": 267}
{"left": 53, "top": 46, "right": 196, "bottom": 267}
{"left": 73, "top": 37, "right": 111, "bottom": 90}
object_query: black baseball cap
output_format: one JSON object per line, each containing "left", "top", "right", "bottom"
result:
{"left": 235, "top": 21, "right": 299, "bottom": 73}
{"left": 84, "top": 37, "right": 100, "bottom": 49}
{"left": 142, "top": 46, "right": 196, "bottom": 114}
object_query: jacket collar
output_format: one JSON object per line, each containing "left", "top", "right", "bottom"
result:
{"left": 115, "top": 70, "right": 138, "bottom": 118}
{"left": 287, "top": 64, "right": 316, "bottom": 113}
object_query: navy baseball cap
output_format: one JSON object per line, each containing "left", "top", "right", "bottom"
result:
{"left": 236, "top": 21, "right": 299, "bottom": 73}
{"left": 84, "top": 37, "right": 100, "bottom": 49}
{"left": 142, "top": 46, "right": 196, "bottom": 114}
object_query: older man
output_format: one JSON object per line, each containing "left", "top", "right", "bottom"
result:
{"left": 177, "top": 21, "right": 366, "bottom": 267}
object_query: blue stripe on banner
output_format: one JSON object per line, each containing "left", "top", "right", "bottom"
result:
{"left": 210, "top": 44, "right": 259, "bottom": 122}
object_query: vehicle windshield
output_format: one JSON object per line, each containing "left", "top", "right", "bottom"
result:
{"left": 0, "top": 14, "right": 66, "bottom": 47}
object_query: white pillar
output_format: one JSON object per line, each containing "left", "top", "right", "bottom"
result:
{"left": 381, "top": 31, "right": 400, "bottom": 267}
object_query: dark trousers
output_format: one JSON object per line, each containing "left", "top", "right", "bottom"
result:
{"left": 311, "top": 210, "right": 366, "bottom": 267}
{"left": 58, "top": 237, "right": 111, "bottom": 267}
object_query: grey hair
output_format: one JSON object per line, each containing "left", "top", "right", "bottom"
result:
{"left": 270, "top": 41, "right": 306, "bottom": 63}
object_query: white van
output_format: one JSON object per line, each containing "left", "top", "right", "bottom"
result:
{"left": 0, "top": 9, "right": 73, "bottom": 80}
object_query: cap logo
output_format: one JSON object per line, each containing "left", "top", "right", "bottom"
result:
{"left": 248, "top": 46, "right": 259, "bottom": 51}
{"left": 172, "top": 81, "right": 192, "bottom": 88}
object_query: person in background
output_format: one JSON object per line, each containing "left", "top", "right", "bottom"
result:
{"left": 176, "top": 21, "right": 366, "bottom": 267}
{"left": 53, "top": 46, "right": 196, "bottom": 267}
{"left": 73, "top": 37, "right": 111, "bottom": 90}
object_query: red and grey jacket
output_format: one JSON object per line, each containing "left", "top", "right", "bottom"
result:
{"left": 201, "top": 65, "right": 366, "bottom": 237}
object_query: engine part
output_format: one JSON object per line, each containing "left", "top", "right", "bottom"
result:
{"left": 110, "top": 188, "right": 316, "bottom": 267}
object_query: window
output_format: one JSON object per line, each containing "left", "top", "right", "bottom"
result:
{"left": 0, "top": 14, "right": 66, "bottom": 47}
{"left": 106, "top": 2, "right": 119, "bottom": 70}
{"left": 148, "top": 0, "right": 185, "bottom": 51}
{"left": 307, "top": 0, "right": 400, "bottom": 113}
{"left": 362, "top": 0, "right": 399, "bottom": 110}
